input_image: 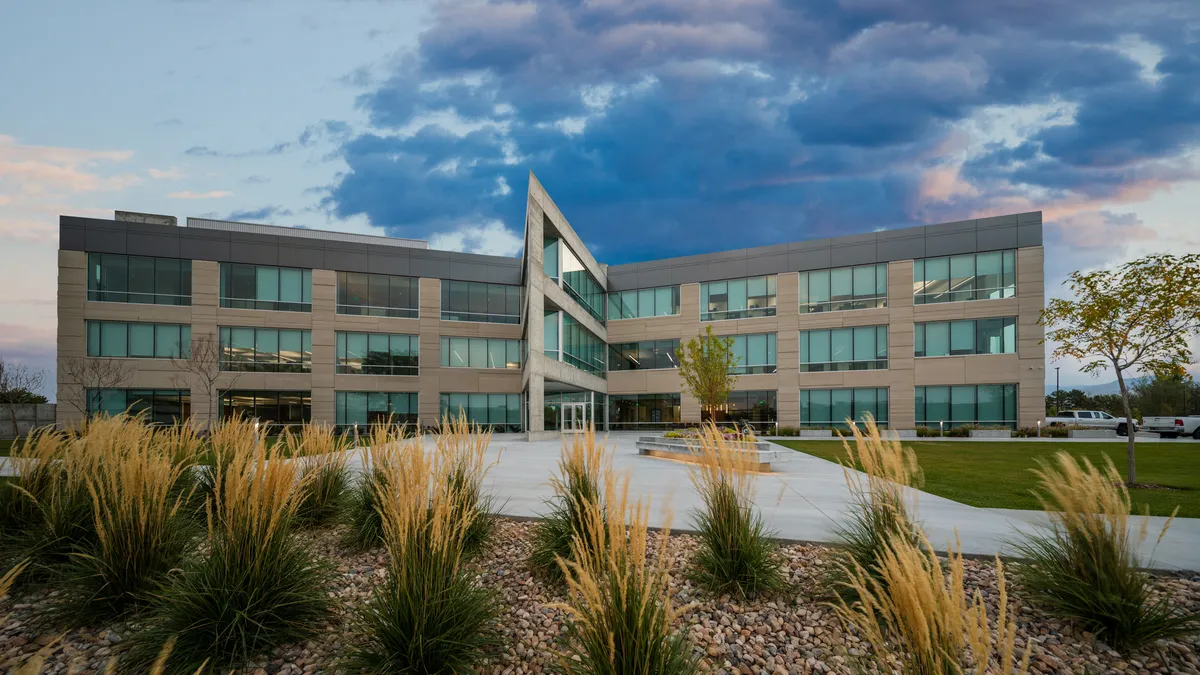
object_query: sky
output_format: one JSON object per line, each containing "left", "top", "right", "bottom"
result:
{"left": 2, "top": 0, "right": 1199, "bottom": 401}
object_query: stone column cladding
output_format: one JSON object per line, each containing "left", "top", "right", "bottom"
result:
{"left": 1016, "top": 246, "right": 1047, "bottom": 427}
{"left": 55, "top": 250, "right": 88, "bottom": 426}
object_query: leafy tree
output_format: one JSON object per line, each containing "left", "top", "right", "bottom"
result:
{"left": 1042, "top": 253, "right": 1200, "bottom": 486}
{"left": 1130, "top": 374, "right": 1200, "bottom": 417}
{"left": 676, "top": 326, "right": 739, "bottom": 422}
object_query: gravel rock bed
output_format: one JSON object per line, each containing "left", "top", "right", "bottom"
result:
{"left": 2, "top": 518, "right": 1198, "bottom": 674}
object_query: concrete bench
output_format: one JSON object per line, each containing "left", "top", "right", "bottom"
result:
{"left": 635, "top": 436, "right": 790, "bottom": 472}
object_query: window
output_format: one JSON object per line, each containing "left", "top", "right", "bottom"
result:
{"left": 220, "top": 264, "right": 312, "bottom": 312}
{"left": 86, "top": 389, "right": 191, "bottom": 425}
{"left": 700, "top": 276, "right": 776, "bottom": 321}
{"left": 608, "top": 393, "right": 681, "bottom": 431}
{"left": 914, "top": 250, "right": 1016, "bottom": 304}
{"left": 87, "top": 253, "right": 191, "bottom": 305}
{"left": 608, "top": 339, "right": 681, "bottom": 371}
{"left": 915, "top": 318, "right": 1017, "bottom": 357}
{"left": 557, "top": 240, "right": 606, "bottom": 324}
{"left": 561, "top": 314, "right": 606, "bottom": 376}
{"left": 220, "top": 327, "right": 311, "bottom": 372}
{"left": 915, "top": 384, "right": 1017, "bottom": 428}
{"left": 439, "top": 393, "right": 521, "bottom": 432}
{"left": 86, "top": 322, "right": 191, "bottom": 359}
{"left": 543, "top": 238, "right": 560, "bottom": 281}
{"left": 441, "top": 281, "right": 521, "bottom": 324}
{"left": 222, "top": 390, "right": 311, "bottom": 428}
{"left": 607, "top": 286, "right": 681, "bottom": 320}
{"left": 799, "top": 264, "right": 887, "bottom": 312}
{"left": 336, "top": 272, "right": 418, "bottom": 318}
{"left": 440, "top": 337, "right": 522, "bottom": 369}
{"left": 799, "top": 326, "right": 888, "bottom": 371}
{"left": 711, "top": 390, "right": 777, "bottom": 431}
{"left": 543, "top": 310, "right": 560, "bottom": 360}
{"left": 335, "top": 392, "right": 418, "bottom": 428}
{"left": 728, "top": 333, "right": 777, "bottom": 374}
{"left": 336, "top": 332, "right": 419, "bottom": 375}
{"left": 800, "top": 388, "right": 889, "bottom": 429}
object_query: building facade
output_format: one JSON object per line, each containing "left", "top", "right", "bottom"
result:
{"left": 56, "top": 174, "right": 1045, "bottom": 435}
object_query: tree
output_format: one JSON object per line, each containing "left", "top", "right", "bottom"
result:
{"left": 675, "top": 325, "right": 739, "bottom": 422}
{"left": 1130, "top": 374, "right": 1200, "bottom": 417}
{"left": 0, "top": 357, "right": 47, "bottom": 438}
{"left": 172, "top": 333, "right": 238, "bottom": 429}
{"left": 1042, "top": 253, "right": 1200, "bottom": 486}
{"left": 60, "top": 357, "right": 136, "bottom": 416}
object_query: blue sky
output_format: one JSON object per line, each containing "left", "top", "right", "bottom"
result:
{"left": 2, "top": 0, "right": 1199, "bottom": 399}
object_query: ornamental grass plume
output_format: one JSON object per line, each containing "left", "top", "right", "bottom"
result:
{"left": 530, "top": 425, "right": 610, "bottom": 583}
{"left": 283, "top": 422, "right": 353, "bottom": 526}
{"left": 687, "top": 420, "right": 786, "bottom": 597}
{"left": 437, "top": 412, "right": 499, "bottom": 557}
{"left": 344, "top": 414, "right": 500, "bottom": 673}
{"left": 342, "top": 421, "right": 410, "bottom": 551}
{"left": 1012, "top": 452, "right": 1199, "bottom": 651}
{"left": 553, "top": 459, "right": 699, "bottom": 675}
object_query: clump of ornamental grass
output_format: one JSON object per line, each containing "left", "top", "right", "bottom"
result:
{"left": 687, "top": 421, "right": 786, "bottom": 597}
{"left": 55, "top": 418, "right": 201, "bottom": 623}
{"left": 124, "top": 428, "right": 331, "bottom": 675}
{"left": 830, "top": 413, "right": 923, "bottom": 600}
{"left": 553, "top": 466, "right": 699, "bottom": 675}
{"left": 190, "top": 416, "right": 261, "bottom": 506}
{"left": 344, "top": 416, "right": 501, "bottom": 673}
{"left": 341, "top": 423, "right": 411, "bottom": 551}
{"left": 281, "top": 423, "right": 353, "bottom": 526}
{"left": 1011, "top": 452, "right": 1200, "bottom": 652}
{"left": 438, "top": 413, "right": 500, "bottom": 557}
{"left": 0, "top": 423, "right": 102, "bottom": 586}
{"left": 530, "top": 426, "right": 609, "bottom": 583}
{"left": 833, "top": 530, "right": 1031, "bottom": 675}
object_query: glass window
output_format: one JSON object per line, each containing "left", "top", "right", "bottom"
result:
{"left": 607, "top": 287, "right": 681, "bottom": 320}
{"left": 441, "top": 281, "right": 521, "bottom": 323}
{"left": 335, "top": 332, "right": 418, "bottom": 375}
{"left": 726, "top": 333, "right": 776, "bottom": 374}
{"left": 915, "top": 384, "right": 1017, "bottom": 429}
{"left": 800, "top": 326, "right": 887, "bottom": 371}
{"left": 440, "top": 337, "right": 521, "bottom": 369}
{"left": 700, "top": 276, "right": 776, "bottom": 321}
{"left": 221, "top": 390, "right": 312, "bottom": 429}
{"left": 87, "top": 389, "right": 191, "bottom": 425}
{"left": 800, "top": 388, "right": 889, "bottom": 428}
{"left": 638, "top": 289, "right": 655, "bottom": 316}
{"left": 439, "top": 393, "right": 521, "bottom": 432}
{"left": 924, "top": 322, "right": 950, "bottom": 357}
{"left": 950, "top": 321, "right": 975, "bottom": 355}
{"left": 222, "top": 328, "right": 313, "bottom": 372}
{"left": 654, "top": 287, "right": 675, "bottom": 316}
{"left": 336, "top": 272, "right": 419, "bottom": 318}
{"left": 100, "top": 322, "right": 128, "bottom": 357}
{"left": 916, "top": 318, "right": 1016, "bottom": 357}
{"left": 130, "top": 324, "right": 156, "bottom": 357}
{"left": 544, "top": 238, "right": 560, "bottom": 279}
{"left": 800, "top": 263, "right": 887, "bottom": 312}
{"left": 915, "top": 251, "right": 1016, "bottom": 304}
{"left": 220, "top": 263, "right": 311, "bottom": 312}
{"left": 153, "top": 324, "right": 182, "bottom": 358}
{"left": 543, "top": 311, "right": 560, "bottom": 357}
{"left": 88, "top": 254, "right": 191, "bottom": 305}
{"left": 608, "top": 393, "right": 681, "bottom": 431}
{"left": 468, "top": 338, "right": 487, "bottom": 368}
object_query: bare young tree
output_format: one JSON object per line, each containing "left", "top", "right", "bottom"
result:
{"left": 172, "top": 333, "right": 238, "bottom": 429}
{"left": 0, "top": 356, "right": 48, "bottom": 439}
{"left": 59, "top": 356, "right": 135, "bottom": 416}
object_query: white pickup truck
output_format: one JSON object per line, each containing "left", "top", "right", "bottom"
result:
{"left": 1141, "top": 415, "right": 1200, "bottom": 440}
{"left": 1045, "top": 410, "right": 1136, "bottom": 436}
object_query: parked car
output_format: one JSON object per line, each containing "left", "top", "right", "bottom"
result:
{"left": 1141, "top": 415, "right": 1200, "bottom": 439}
{"left": 1045, "top": 410, "right": 1136, "bottom": 436}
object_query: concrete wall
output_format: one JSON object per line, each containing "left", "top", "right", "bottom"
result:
{"left": 0, "top": 404, "right": 56, "bottom": 439}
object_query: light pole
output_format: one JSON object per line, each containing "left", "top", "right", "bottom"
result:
{"left": 1055, "top": 367, "right": 1061, "bottom": 415}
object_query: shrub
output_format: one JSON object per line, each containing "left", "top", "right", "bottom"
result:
{"left": 56, "top": 417, "right": 201, "bottom": 623}
{"left": 344, "top": 415, "right": 500, "bottom": 673}
{"left": 341, "top": 423, "right": 410, "bottom": 552}
{"left": 125, "top": 426, "right": 331, "bottom": 674}
{"left": 286, "top": 423, "right": 353, "bottom": 526}
{"left": 833, "top": 530, "right": 1031, "bottom": 675}
{"left": 687, "top": 422, "right": 786, "bottom": 597}
{"left": 1012, "top": 452, "right": 1200, "bottom": 652}
{"left": 830, "top": 413, "right": 922, "bottom": 600}
{"left": 554, "top": 467, "right": 699, "bottom": 675}
{"left": 915, "top": 425, "right": 942, "bottom": 437}
{"left": 530, "top": 427, "right": 610, "bottom": 583}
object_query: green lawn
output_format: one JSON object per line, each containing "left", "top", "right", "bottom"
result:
{"left": 774, "top": 440, "right": 1200, "bottom": 518}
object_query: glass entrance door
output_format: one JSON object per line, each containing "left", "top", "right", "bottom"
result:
{"left": 563, "top": 402, "right": 587, "bottom": 433}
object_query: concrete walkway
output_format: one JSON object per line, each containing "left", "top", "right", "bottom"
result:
{"left": 344, "top": 432, "right": 1200, "bottom": 572}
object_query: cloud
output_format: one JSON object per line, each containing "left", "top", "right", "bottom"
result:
{"left": 0, "top": 219, "right": 58, "bottom": 244}
{"left": 428, "top": 220, "right": 522, "bottom": 256}
{"left": 154, "top": 118, "right": 183, "bottom": 127}
{"left": 318, "top": 0, "right": 1200, "bottom": 269}
{"left": 148, "top": 167, "right": 186, "bottom": 180}
{"left": 244, "top": 174, "right": 270, "bottom": 184}
{"left": 168, "top": 190, "right": 233, "bottom": 199}
{"left": 0, "top": 135, "right": 139, "bottom": 194}
{"left": 226, "top": 205, "right": 295, "bottom": 222}
{"left": 185, "top": 120, "right": 353, "bottom": 159}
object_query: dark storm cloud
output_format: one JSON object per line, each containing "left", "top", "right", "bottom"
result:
{"left": 322, "top": 0, "right": 1200, "bottom": 263}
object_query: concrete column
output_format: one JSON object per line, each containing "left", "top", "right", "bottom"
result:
{"left": 886, "top": 260, "right": 916, "bottom": 429}
{"left": 527, "top": 372, "right": 545, "bottom": 433}
{"left": 55, "top": 250, "right": 88, "bottom": 427}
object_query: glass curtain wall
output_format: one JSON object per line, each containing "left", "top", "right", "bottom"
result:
{"left": 439, "top": 393, "right": 522, "bottom": 432}
{"left": 337, "top": 272, "right": 418, "bottom": 318}
{"left": 335, "top": 392, "right": 418, "bottom": 427}
{"left": 86, "top": 322, "right": 191, "bottom": 359}
{"left": 561, "top": 314, "right": 606, "bottom": 376}
{"left": 799, "top": 326, "right": 888, "bottom": 371}
{"left": 440, "top": 337, "right": 522, "bottom": 369}
{"left": 914, "top": 384, "right": 1018, "bottom": 428}
{"left": 608, "top": 339, "right": 680, "bottom": 371}
{"left": 914, "top": 250, "right": 1016, "bottom": 304}
{"left": 800, "top": 388, "right": 889, "bottom": 428}
{"left": 915, "top": 318, "right": 1017, "bottom": 357}
{"left": 728, "top": 333, "right": 777, "bottom": 374}
{"left": 557, "top": 241, "right": 606, "bottom": 324}
{"left": 709, "top": 390, "right": 777, "bottom": 431}
{"left": 543, "top": 310, "right": 560, "bottom": 360}
{"left": 87, "top": 389, "right": 191, "bottom": 424}
{"left": 799, "top": 263, "right": 887, "bottom": 312}
{"left": 700, "top": 276, "right": 777, "bottom": 321}
{"left": 608, "top": 393, "right": 682, "bottom": 430}
{"left": 336, "top": 332, "right": 419, "bottom": 375}
{"left": 220, "top": 264, "right": 312, "bottom": 312}
{"left": 88, "top": 254, "right": 192, "bottom": 305}
{"left": 441, "top": 281, "right": 521, "bottom": 324}
{"left": 607, "top": 286, "right": 681, "bottom": 320}
{"left": 220, "top": 328, "right": 312, "bottom": 372}
{"left": 221, "top": 391, "right": 312, "bottom": 428}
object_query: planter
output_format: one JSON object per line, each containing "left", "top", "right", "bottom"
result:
{"left": 636, "top": 435, "right": 789, "bottom": 471}
{"left": 1068, "top": 429, "right": 1117, "bottom": 439}
{"left": 969, "top": 430, "right": 1013, "bottom": 438}
{"left": 890, "top": 429, "right": 917, "bottom": 439}
{"left": 799, "top": 430, "right": 833, "bottom": 438}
